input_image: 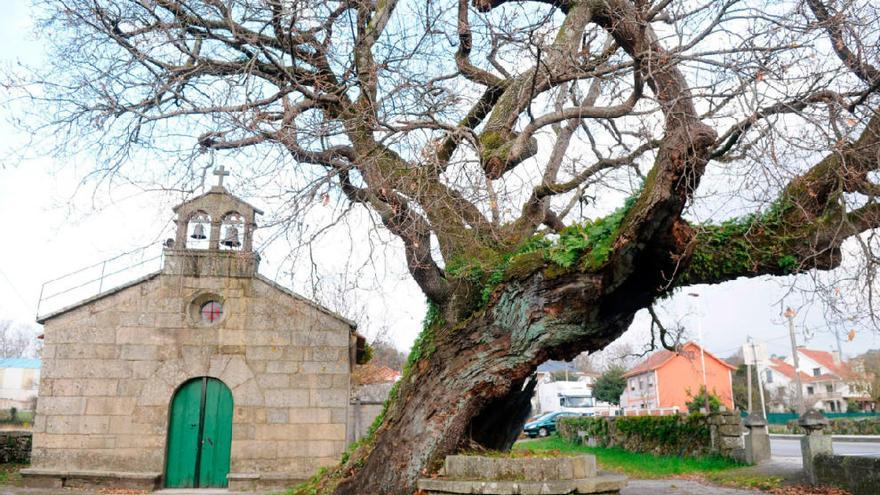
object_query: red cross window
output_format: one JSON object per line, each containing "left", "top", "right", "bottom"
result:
{"left": 200, "top": 301, "right": 223, "bottom": 323}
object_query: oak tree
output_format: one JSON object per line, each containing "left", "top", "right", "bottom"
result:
{"left": 14, "top": 0, "right": 880, "bottom": 493}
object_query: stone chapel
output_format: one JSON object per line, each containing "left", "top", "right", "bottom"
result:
{"left": 24, "top": 175, "right": 364, "bottom": 490}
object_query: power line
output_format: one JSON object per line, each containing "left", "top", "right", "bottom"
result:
{"left": 0, "top": 267, "right": 31, "bottom": 309}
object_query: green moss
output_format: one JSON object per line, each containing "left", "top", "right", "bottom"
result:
{"left": 445, "top": 190, "right": 641, "bottom": 312}
{"left": 480, "top": 130, "right": 506, "bottom": 150}
{"left": 685, "top": 197, "right": 803, "bottom": 283}
{"left": 777, "top": 255, "right": 797, "bottom": 273}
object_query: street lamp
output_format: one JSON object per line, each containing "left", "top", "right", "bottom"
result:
{"left": 688, "top": 293, "right": 711, "bottom": 413}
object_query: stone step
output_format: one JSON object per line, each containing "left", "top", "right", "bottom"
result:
{"left": 417, "top": 474, "right": 628, "bottom": 494}
{"left": 443, "top": 455, "right": 596, "bottom": 481}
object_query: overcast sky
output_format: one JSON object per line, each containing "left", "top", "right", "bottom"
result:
{"left": 1, "top": 1, "right": 878, "bottom": 364}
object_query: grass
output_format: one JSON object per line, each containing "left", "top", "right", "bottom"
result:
{"left": 513, "top": 436, "right": 742, "bottom": 478}
{"left": 0, "top": 464, "right": 26, "bottom": 487}
{"left": 0, "top": 410, "right": 35, "bottom": 426}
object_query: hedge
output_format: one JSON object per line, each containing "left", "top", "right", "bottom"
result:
{"left": 772, "top": 416, "right": 880, "bottom": 435}
{"left": 557, "top": 415, "right": 713, "bottom": 457}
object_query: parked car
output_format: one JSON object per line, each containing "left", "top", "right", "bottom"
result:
{"left": 523, "top": 411, "right": 584, "bottom": 438}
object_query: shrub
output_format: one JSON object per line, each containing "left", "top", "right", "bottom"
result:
{"left": 686, "top": 386, "right": 722, "bottom": 413}
{"left": 558, "top": 414, "right": 712, "bottom": 457}
{"left": 780, "top": 416, "right": 880, "bottom": 435}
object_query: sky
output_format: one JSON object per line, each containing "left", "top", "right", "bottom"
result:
{"left": 0, "top": 1, "right": 877, "bottom": 365}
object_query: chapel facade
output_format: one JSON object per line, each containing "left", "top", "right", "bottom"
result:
{"left": 24, "top": 176, "right": 362, "bottom": 490}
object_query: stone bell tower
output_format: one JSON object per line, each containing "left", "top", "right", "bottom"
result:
{"left": 163, "top": 166, "right": 263, "bottom": 277}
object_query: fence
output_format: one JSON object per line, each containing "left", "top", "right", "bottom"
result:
{"left": 36, "top": 243, "right": 165, "bottom": 319}
{"left": 753, "top": 412, "right": 880, "bottom": 425}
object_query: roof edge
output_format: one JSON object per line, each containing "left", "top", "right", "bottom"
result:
{"left": 36, "top": 271, "right": 163, "bottom": 324}
{"left": 623, "top": 353, "right": 675, "bottom": 378}
{"left": 254, "top": 274, "right": 357, "bottom": 330}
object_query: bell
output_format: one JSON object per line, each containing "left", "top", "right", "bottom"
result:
{"left": 221, "top": 226, "right": 241, "bottom": 247}
{"left": 190, "top": 223, "right": 207, "bottom": 240}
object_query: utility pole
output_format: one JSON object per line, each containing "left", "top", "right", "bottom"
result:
{"left": 747, "top": 356, "right": 753, "bottom": 414}
{"left": 746, "top": 336, "right": 753, "bottom": 414}
{"left": 785, "top": 307, "right": 806, "bottom": 414}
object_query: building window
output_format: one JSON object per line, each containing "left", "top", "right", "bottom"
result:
{"left": 826, "top": 384, "right": 833, "bottom": 393}
{"left": 200, "top": 301, "right": 224, "bottom": 323}
{"left": 813, "top": 368, "right": 821, "bottom": 377}
{"left": 766, "top": 369, "right": 773, "bottom": 383}
{"left": 188, "top": 292, "right": 226, "bottom": 326}
{"left": 807, "top": 386, "right": 814, "bottom": 395}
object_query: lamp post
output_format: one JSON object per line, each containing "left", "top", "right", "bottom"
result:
{"left": 688, "top": 292, "right": 711, "bottom": 413}
{"left": 784, "top": 307, "right": 806, "bottom": 415}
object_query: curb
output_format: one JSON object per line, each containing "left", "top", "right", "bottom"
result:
{"left": 770, "top": 433, "right": 880, "bottom": 443}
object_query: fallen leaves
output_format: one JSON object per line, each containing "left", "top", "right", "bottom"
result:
{"left": 768, "top": 485, "right": 853, "bottom": 495}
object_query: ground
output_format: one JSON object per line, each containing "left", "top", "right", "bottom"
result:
{"left": 0, "top": 436, "right": 856, "bottom": 495}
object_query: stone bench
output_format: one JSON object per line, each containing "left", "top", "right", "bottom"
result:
{"left": 417, "top": 454, "right": 627, "bottom": 494}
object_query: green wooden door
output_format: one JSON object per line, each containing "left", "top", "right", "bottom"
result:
{"left": 165, "top": 377, "right": 233, "bottom": 488}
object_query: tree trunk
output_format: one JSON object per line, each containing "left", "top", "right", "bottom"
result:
{"left": 330, "top": 263, "right": 652, "bottom": 495}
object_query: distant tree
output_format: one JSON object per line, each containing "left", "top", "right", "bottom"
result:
{"left": 0, "top": 320, "right": 40, "bottom": 359}
{"left": 686, "top": 386, "right": 723, "bottom": 414}
{"left": 860, "top": 350, "right": 880, "bottom": 403}
{"left": 593, "top": 366, "right": 627, "bottom": 405}
{"left": 731, "top": 364, "right": 770, "bottom": 413}
{"left": 370, "top": 339, "right": 408, "bottom": 372}
{"left": 572, "top": 353, "right": 597, "bottom": 374}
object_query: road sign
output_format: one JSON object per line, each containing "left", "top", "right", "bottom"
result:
{"left": 742, "top": 342, "right": 768, "bottom": 366}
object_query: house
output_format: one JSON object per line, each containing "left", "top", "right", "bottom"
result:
{"left": 619, "top": 342, "right": 736, "bottom": 414}
{"left": 24, "top": 176, "right": 365, "bottom": 491}
{"left": 764, "top": 348, "right": 873, "bottom": 413}
{"left": 0, "top": 358, "right": 40, "bottom": 410}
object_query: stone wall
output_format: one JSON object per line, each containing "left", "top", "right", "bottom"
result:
{"left": 348, "top": 401, "right": 384, "bottom": 445}
{"left": 29, "top": 272, "right": 353, "bottom": 487}
{"left": 814, "top": 454, "right": 880, "bottom": 495}
{"left": 0, "top": 430, "right": 31, "bottom": 464}
{"left": 348, "top": 382, "right": 394, "bottom": 444}
{"left": 559, "top": 411, "right": 743, "bottom": 459}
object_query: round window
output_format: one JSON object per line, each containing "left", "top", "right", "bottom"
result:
{"left": 200, "top": 301, "right": 223, "bottom": 323}
{"left": 188, "top": 292, "right": 226, "bottom": 326}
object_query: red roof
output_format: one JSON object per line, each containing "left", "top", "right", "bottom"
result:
{"left": 798, "top": 349, "right": 849, "bottom": 377}
{"left": 352, "top": 364, "right": 401, "bottom": 385}
{"left": 768, "top": 353, "right": 862, "bottom": 383}
{"left": 769, "top": 357, "right": 811, "bottom": 381}
{"left": 623, "top": 342, "right": 736, "bottom": 378}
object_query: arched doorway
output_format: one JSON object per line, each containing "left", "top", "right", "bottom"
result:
{"left": 165, "top": 377, "right": 233, "bottom": 488}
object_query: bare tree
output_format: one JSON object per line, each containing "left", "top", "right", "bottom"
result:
{"left": 9, "top": 0, "right": 880, "bottom": 492}
{"left": 0, "top": 320, "right": 41, "bottom": 359}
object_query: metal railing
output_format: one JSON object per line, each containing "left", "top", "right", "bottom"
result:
{"left": 36, "top": 243, "right": 165, "bottom": 319}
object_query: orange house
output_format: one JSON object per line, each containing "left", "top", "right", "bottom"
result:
{"left": 619, "top": 342, "right": 736, "bottom": 414}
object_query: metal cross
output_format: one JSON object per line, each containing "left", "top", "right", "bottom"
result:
{"left": 213, "top": 165, "right": 230, "bottom": 186}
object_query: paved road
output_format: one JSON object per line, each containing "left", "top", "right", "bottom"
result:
{"left": 622, "top": 479, "right": 759, "bottom": 495}
{"left": 771, "top": 437, "right": 880, "bottom": 457}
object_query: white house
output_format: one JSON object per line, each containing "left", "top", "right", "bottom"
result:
{"left": 0, "top": 358, "right": 40, "bottom": 410}
{"left": 763, "top": 348, "right": 873, "bottom": 413}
